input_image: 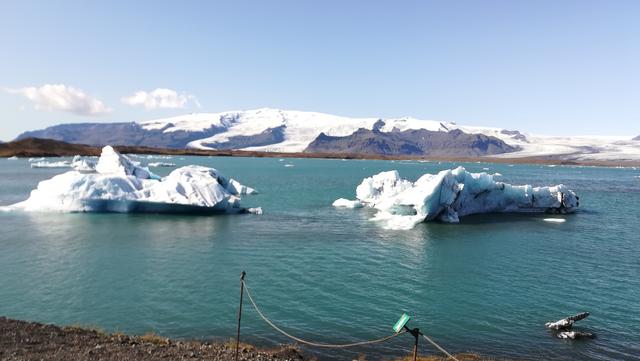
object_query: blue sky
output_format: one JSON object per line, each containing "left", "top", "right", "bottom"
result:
{"left": 1, "top": 0, "right": 638, "bottom": 140}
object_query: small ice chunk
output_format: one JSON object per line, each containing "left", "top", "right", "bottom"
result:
{"left": 543, "top": 218, "right": 566, "bottom": 223}
{"left": 8, "top": 156, "right": 19, "bottom": 160}
{"left": 247, "top": 207, "right": 263, "bottom": 215}
{"left": 71, "top": 155, "right": 96, "bottom": 172}
{"left": 545, "top": 312, "right": 590, "bottom": 330}
{"left": 148, "top": 162, "right": 176, "bottom": 167}
{"left": 557, "top": 331, "right": 593, "bottom": 339}
{"left": 284, "top": 164, "right": 294, "bottom": 167}
{"left": 332, "top": 198, "right": 363, "bottom": 208}
{"left": 228, "top": 178, "right": 257, "bottom": 195}
{"left": 31, "top": 161, "right": 72, "bottom": 168}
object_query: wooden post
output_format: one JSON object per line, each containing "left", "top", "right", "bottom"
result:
{"left": 235, "top": 271, "right": 246, "bottom": 361}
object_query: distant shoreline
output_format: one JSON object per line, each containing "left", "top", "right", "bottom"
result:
{"left": 2, "top": 137, "right": 639, "bottom": 168}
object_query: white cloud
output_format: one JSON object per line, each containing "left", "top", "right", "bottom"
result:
{"left": 121, "top": 88, "right": 200, "bottom": 110}
{"left": 4, "top": 84, "right": 111, "bottom": 116}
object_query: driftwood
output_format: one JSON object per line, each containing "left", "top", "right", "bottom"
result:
{"left": 545, "top": 312, "right": 590, "bottom": 330}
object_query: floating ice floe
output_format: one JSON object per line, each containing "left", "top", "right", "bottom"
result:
{"left": 28, "top": 157, "right": 45, "bottom": 162}
{"left": 30, "top": 155, "right": 96, "bottom": 171}
{"left": 557, "top": 331, "right": 593, "bottom": 339}
{"left": 545, "top": 312, "right": 590, "bottom": 330}
{"left": 335, "top": 167, "right": 579, "bottom": 230}
{"left": 7, "top": 156, "right": 18, "bottom": 160}
{"left": 332, "top": 198, "right": 364, "bottom": 208}
{"left": 148, "top": 162, "right": 177, "bottom": 167}
{"left": 543, "top": 218, "right": 566, "bottom": 223}
{"left": 146, "top": 155, "right": 173, "bottom": 160}
{"left": 7, "top": 146, "right": 258, "bottom": 215}
{"left": 31, "top": 160, "right": 72, "bottom": 168}
{"left": 546, "top": 312, "right": 593, "bottom": 339}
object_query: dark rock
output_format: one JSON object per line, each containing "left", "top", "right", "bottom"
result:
{"left": 304, "top": 128, "right": 518, "bottom": 157}
{"left": 16, "top": 122, "right": 226, "bottom": 149}
{"left": 500, "top": 129, "right": 528, "bottom": 142}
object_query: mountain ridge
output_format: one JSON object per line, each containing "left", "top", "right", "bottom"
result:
{"left": 304, "top": 127, "right": 518, "bottom": 156}
{"left": 14, "top": 108, "right": 640, "bottom": 161}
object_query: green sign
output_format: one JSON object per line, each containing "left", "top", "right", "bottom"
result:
{"left": 393, "top": 313, "right": 411, "bottom": 333}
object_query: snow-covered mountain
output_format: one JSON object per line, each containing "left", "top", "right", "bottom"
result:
{"left": 16, "top": 108, "right": 640, "bottom": 160}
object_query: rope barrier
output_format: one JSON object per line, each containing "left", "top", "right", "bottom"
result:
{"left": 421, "top": 334, "right": 460, "bottom": 361}
{"left": 242, "top": 280, "right": 406, "bottom": 348}
{"left": 241, "top": 278, "right": 460, "bottom": 361}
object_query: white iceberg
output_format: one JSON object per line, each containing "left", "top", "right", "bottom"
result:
{"left": 8, "top": 146, "right": 258, "bottom": 215}
{"left": 344, "top": 167, "right": 579, "bottom": 229}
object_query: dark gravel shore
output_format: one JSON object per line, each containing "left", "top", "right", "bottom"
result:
{"left": 0, "top": 317, "right": 305, "bottom": 361}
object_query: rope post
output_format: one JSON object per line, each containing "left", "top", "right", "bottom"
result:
{"left": 235, "top": 271, "right": 246, "bottom": 361}
{"left": 405, "top": 326, "right": 420, "bottom": 361}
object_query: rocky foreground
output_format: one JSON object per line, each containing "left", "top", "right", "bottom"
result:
{"left": 0, "top": 317, "right": 304, "bottom": 361}
{"left": 0, "top": 317, "right": 512, "bottom": 361}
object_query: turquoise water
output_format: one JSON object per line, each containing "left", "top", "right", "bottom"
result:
{"left": 1, "top": 156, "right": 639, "bottom": 360}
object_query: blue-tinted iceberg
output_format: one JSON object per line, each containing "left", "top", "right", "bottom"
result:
{"left": 339, "top": 167, "right": 578, "bottom": 229}
{"left": 8, "top": 146, "right": 258, "bottom": 214}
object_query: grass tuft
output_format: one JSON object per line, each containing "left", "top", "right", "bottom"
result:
{"left": 140, "top": 332, "right": 170, "bottom": 345}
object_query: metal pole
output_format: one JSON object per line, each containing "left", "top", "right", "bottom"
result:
{"left": 404, "top": 326, "right": 420, "bottom": 361}
{"left": 412, "top": 328, "right": 419, "bottom": 361}
{"left": 235, "top": 271, "right": 246, "bottom": 361}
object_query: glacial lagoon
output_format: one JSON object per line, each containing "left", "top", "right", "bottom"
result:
{"left": 1, "top": 156, "right": 639, "bottom": 360}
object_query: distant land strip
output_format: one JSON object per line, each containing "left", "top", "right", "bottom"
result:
{"left": 2, "top": 137, "right": 639, "bottom": 168}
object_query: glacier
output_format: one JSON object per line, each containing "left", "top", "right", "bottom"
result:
{"left": 337, "top": 167, "right": 579, "bottom": 229}
{"left": 7, "top": 146, "right": 258, "bottom": 215}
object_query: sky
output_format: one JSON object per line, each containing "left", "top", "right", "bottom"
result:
{"left": 0, "top": 0, "right": 639, "bottom": 140}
